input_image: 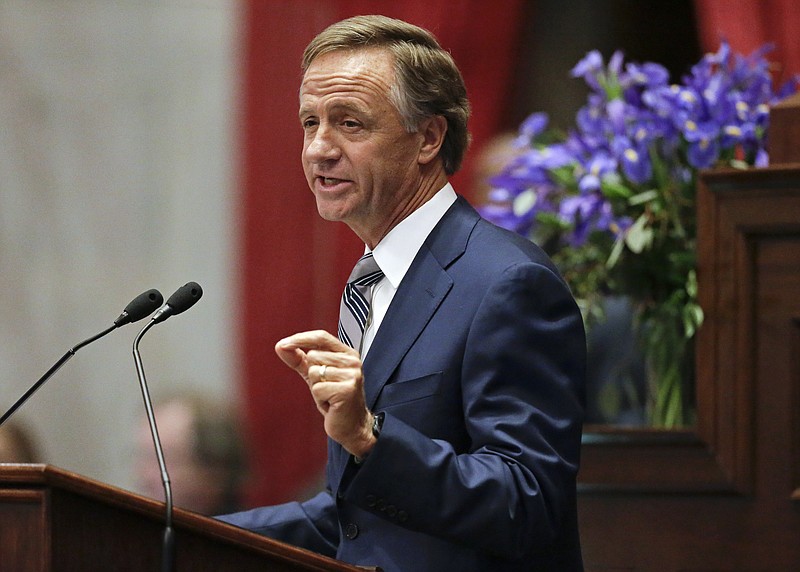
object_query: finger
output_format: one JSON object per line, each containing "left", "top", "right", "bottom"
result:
{"left": 306, "top": 363, "right": 338, "bottom": 388}
{"left": 306, "top": 349, "right": 361, "bottom": 369}
{"left": 277, "top": 330, "right": 353, "bottom": 354}
{"left": 316, "top": 364, "right": 332, "bottom": 385}
{"left": 274, "top": 344, "right": 308, "bottom": 372}
{"left": 310, "top": 364, "right": 357, "bottom": 385}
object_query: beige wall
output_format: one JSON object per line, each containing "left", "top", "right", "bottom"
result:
{"left": 0, "top": 0, "right": 241, "bottom": 492}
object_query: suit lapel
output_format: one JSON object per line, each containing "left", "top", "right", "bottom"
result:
{"left": 332, "top": 197, "right": 480, "bottom": 484}
{"left": 362, "top": 249, "right": 452, "bottom": 407}
{"left": 362, "top": 196, "right": 480, "bottom": 408}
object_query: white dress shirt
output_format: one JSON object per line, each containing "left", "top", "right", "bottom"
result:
{"left": 360, "top": 184, "right": 457, "bottom": 358}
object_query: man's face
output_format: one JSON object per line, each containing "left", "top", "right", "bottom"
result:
{"left": 299, "top": 48, "right": 425, "bottom": 244}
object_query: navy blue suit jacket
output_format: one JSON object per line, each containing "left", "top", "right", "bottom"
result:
{"left": 219, "top": 196, "right": 586, "bottom": 571}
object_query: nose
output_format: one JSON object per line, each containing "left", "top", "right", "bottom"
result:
{"left": 304, "top": 124, "right": 340, "bottom": 164}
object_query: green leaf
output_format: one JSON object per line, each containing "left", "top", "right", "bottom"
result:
{"left": 512, "top": 189, "right": 537, "bottom": 216}
{"left": 628, "top": 189, "right": 660, "bottom": 206}
{"left": 606, "top": 236, "right": 625, "bottom": 269}
{"left": 685, "top": 269, "right": 698, "bottom": 298}
{"left": 600, "top": 176, "right": 634, "bottom": 200}
{"left": 624, "top": 214, "right": 653, "bottom": 253}
{"left": 682, "top": 302, "right": 704, "bottom": 338}
{"left": 549, "top": 165, "right": 577, "bottom": 188}
{"left": 536, "top": 211, "right": 570, "bottom": 231}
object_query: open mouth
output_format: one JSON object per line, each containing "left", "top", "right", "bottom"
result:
{"left": 317, "top": 176, "right": 350, "bottom": 189}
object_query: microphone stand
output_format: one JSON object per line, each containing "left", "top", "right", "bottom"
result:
{"left": 0, "top": 324, "right": 116, "bottom": 427}
{"left": 132, "top": 320, "right": 175, "bottom": 572}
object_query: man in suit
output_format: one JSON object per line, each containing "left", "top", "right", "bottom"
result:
{"left": 218, "top": 15, "right": 586, "bottom": 571}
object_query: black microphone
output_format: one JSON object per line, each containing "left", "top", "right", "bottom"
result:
{"left": 115, "top": 288, "right": 165, "bottom": 326}
{"left": 0, "top": 288, "right": 164, "bottom": 428}
{"left": 132, "top": 282, "right": 203, "bottom": 572}
{"left": 151, "top": 281, "right": 203, "bottom": 324}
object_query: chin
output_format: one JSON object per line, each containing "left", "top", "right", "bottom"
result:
{"left": 314, "top": 197, "right": 349, "bottom": 222}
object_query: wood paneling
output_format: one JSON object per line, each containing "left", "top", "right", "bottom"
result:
{"left": 578, "top": 164, "right": 800, "bottom": 571}
{"left": 0, "top": 463, "right": 371, "bottom": 572}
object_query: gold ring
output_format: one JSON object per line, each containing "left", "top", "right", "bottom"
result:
{"left": 319, "top": 364, "right": 327, "bottom": 381}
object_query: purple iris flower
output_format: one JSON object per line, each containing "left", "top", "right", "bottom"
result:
{"left": 482, "top": 39, "right": 798, "bottom": 255}
{"left": 755, "top": 148, "right": 769, "bottom": 167}
{"left": 559, "top": 193, "right": 622, "bottom": 246}
{"left": 559, "top": 194, "right": 600, "bottom": 245}
{"left": 627, "top": 62, "right": 670, "bottom": 88}
{"left": 776, "top": 74, "right": 800, "bottom": 100}
{"left": 641, "top": 85, "right": 679, "bottom": 118}
{"left": 514, "top": 112, "right": 549, "bottom": 148}
{"left": 575, "top": 99, "right": 606, "bottom": 137}
{"left": 571, "top": 50, "right": 605, "bottom": 90}
{"left": 620, "top": 144, "right": 653, "bottom": 184}
{"left": 608, "top": 51, "right": 625, "bottom": 77}
{"left": 686, "top": 136, "right": 720, "bottom": 169}
{"left": 605, "top": 99, "right": 627, "bottom": 134}
{"left": 720, "top": 122, "right": 751, "bottom": 148}
{"left": 578, "top": 152, "right": 617, "bottom": 193}
{"left": 530, "top": 143, "right": 575, "bottom": 170}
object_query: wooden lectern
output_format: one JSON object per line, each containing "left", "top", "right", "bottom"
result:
{"left": 0, "top": 463, "right": 376, "bottom": 571}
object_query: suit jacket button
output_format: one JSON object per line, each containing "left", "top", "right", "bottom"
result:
{"left": 397, "top": 510, "right": 408, "bottom": 523}
{"left": 386, "top": 505, "right": 397, "bottom": 517}
{"left": 366, "top": 494, "right": 377, "bottom": 507}
{"left": 344, "top": 522, "right": 359, "bottom": 540}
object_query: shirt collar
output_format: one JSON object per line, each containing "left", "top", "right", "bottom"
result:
{"left": 369, "top": 183, "right": 457, "bottom": 289}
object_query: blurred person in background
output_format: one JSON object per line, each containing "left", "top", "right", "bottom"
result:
{"left": 134, "top": 392, "right": 248, "bottom": 515}
{"left": 0, "top": 420, "right": 40, "bottom": 463}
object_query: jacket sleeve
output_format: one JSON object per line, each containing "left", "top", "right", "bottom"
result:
{"left": 337, "top": 261, "right": 586, "bottom": 560}
{"left": 215, "top": 490, "right": 339, "bottom": 557}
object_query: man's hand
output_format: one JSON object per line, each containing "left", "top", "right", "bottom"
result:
{"left": 275, "top": 330, "right": 376, "bottom": 459}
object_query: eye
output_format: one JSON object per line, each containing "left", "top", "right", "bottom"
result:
{"left": 302, "top": 117, "right": 318, "bottom": 130}
{"left": 342, "top": 119, "right": 361, "bottom": 129}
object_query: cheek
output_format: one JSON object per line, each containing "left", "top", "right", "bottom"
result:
{"left": 301, "top": 152, "right": 315, "bottom": 185}
{"left": 373, "top": 148, "right": 415, "bottom": 184}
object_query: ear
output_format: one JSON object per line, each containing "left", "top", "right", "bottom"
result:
{"left": 417, "top": 115, "right": 447, "bottom": 166}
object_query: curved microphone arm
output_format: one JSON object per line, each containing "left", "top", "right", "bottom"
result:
{"left": 132, "top": 319, "right": 175, "bottom": 572}
{"left": 0, "top": 288, "right": 163, "bottom": 429}
{"left": 0, "top": 324, "right": 117, "bottom": 428}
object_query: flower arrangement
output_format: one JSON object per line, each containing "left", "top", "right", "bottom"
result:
{"left": 481, "top": 42, "right": 798, "bottom": 427}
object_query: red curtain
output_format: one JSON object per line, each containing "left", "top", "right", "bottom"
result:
{"left": 240, "top": 0, "right": 526, "bottom": 505}
{"left": 694, "top": 0, "right": 800, "bottom": 81}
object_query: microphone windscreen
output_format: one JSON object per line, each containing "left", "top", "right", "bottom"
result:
{"left": 116, "top": 289, "right": 164, "bottom": 326}
{"left": 165, "top": 282, "right": 203, "bottom": 316}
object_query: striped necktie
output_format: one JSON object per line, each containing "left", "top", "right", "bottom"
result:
{"left": 338, "top": 252, "right": 384, "bottom": 353}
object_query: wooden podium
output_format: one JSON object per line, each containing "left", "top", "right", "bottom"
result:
{"left": 0, "top": 463, "right": 373, "bottom": 571}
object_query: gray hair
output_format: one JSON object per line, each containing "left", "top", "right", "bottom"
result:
{"left": 302, "top": 15, "right": 471, "bottom": 175}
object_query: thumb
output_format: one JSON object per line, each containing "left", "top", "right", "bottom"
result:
{"left": 275, "top": 340, "right": 307, "bottom": 372}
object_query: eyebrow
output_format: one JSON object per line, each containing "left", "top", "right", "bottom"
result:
{"left": 299, "top": 100, "right": 369, "bottom": 120}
